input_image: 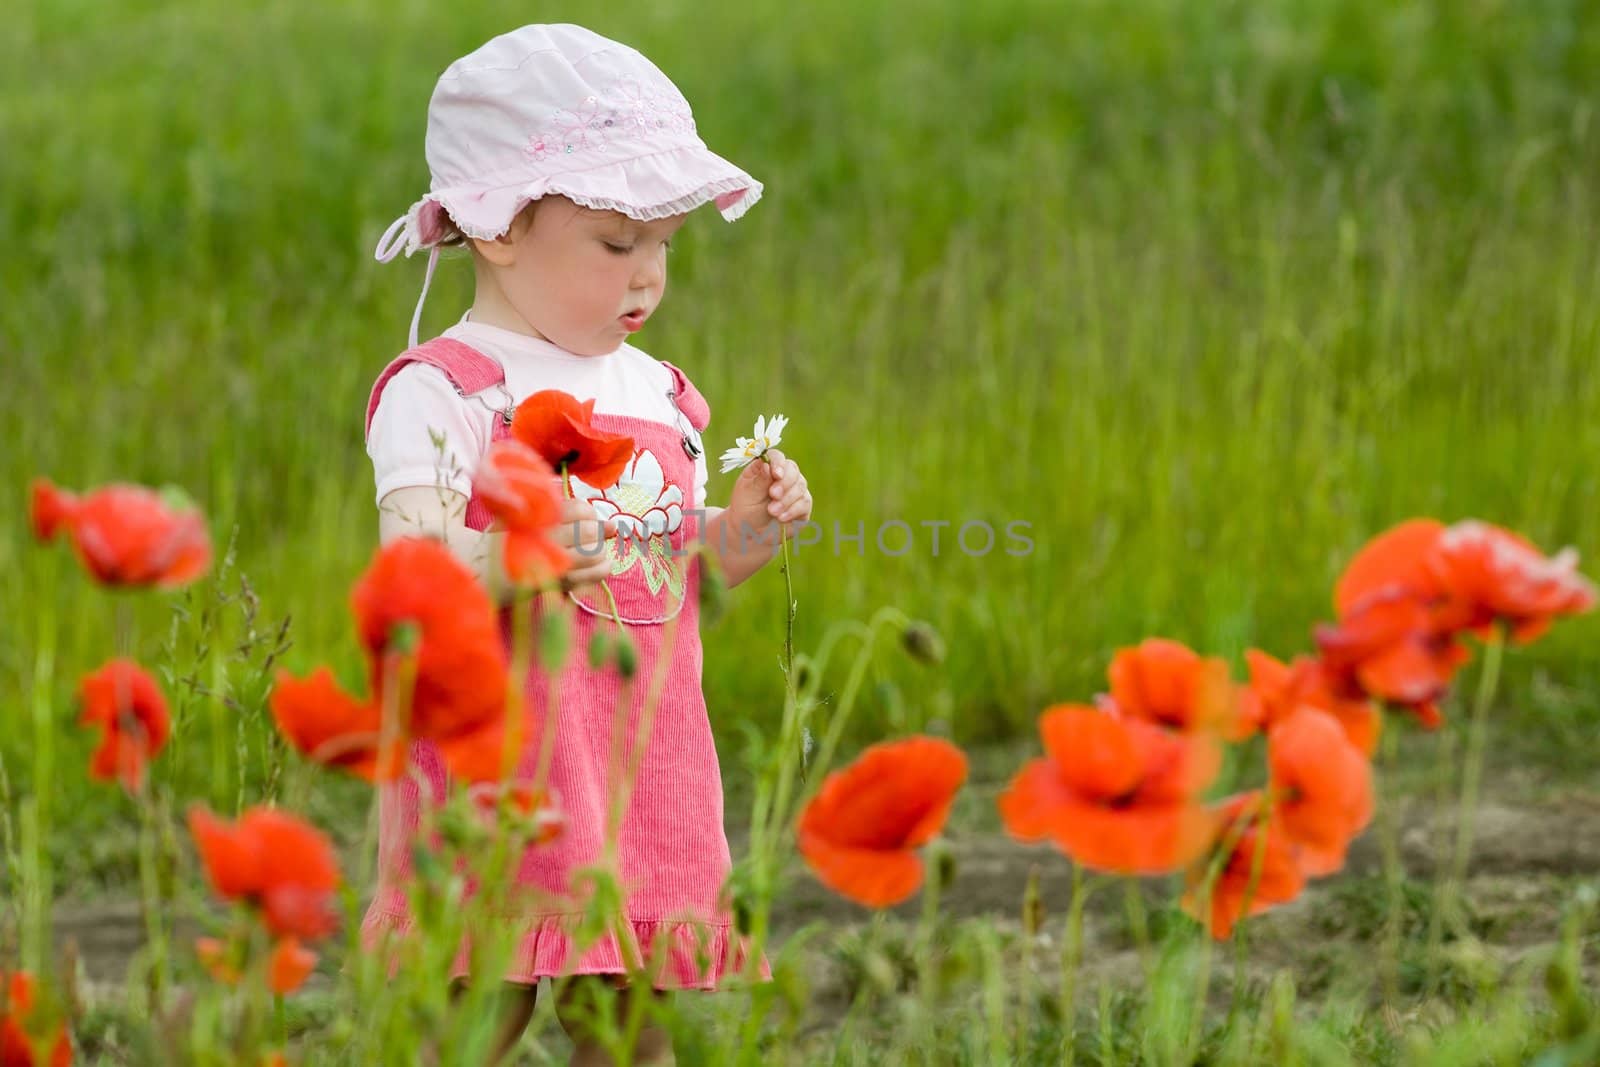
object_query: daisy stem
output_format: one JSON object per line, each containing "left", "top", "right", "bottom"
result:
{"left": 779, "top": 519, "right": 795, "bottom": 688}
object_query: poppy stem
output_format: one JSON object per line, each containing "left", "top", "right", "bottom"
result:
{"left": 1449, "top": 622, "right": 1506, "bottom": 894}
{"left": 135, "top": 777, "right": 168, "bottom": 1005}
{"left": 1223, "top": 792, "right": 1275, "bottom": 1033}
{"left": 563, "top": 466, "right": 626, "bottom": 635}
{"left": 1427, "top": 622, "right": 1506, "bottom": 985}
{"left": 1123, "top": 879, "right": 1151, "bottom": 976}
{"left": 1374, "top": 711, "right": 1405, "bottom": 1007}
{"left": 1058, "top": 863, "right": 1089, "bottom": 1063}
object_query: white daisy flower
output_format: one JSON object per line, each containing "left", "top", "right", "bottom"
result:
{"left": 718, "top": 413, "right": 788, "bottom": 473}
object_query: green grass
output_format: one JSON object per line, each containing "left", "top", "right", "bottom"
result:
{"left": 3, "top": 2, "right": 1600, "bottom": 1059}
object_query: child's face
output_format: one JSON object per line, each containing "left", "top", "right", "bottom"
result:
{"left": 473, "top": 195, "right": 687, "bottom": 356}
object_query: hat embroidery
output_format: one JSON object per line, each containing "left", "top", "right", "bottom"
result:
{"left": 524, "top": 78, "right": 698, "bottom": 164}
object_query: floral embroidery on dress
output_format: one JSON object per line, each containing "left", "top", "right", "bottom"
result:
{"left": 569, "top": 448, "right": 686, "bottom": 599}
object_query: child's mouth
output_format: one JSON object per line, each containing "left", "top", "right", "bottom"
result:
{"left": 619, "top": 310, "right": 647, "bottom": 332}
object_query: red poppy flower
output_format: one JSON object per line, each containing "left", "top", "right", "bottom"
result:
{"left": 796, "top": 736, "right": 968, "bottom": 908}
{"left": 1, "top": 971, "right": 71, "bottom": 1067}
{"left": 1426, "top": 521, "right": 1596, "bottom": 644}
{"left": 188, "top": 806, "right": 341, "bottom": 941}
{"left": 1315, "top": 587, "right": 1470, "bottom": 727}
{"left": 998, "top": 704, "right": 1221, "bottom": 875}
{"left": 1245, "top": 650, "right": 1381, "bottom": 756}
{"left": 194, "top": 937, "right": 241, "bottom": 986}
{"left": 1267, "top": 707, "right": 1374, "bottom": 876}
{"left": 471, "top": 440, "right": 571, "bottom": 586}
{"left": 267, "top": 937, "right": 317, "bottom": 995}
{"left": 30, "top": 478, "right": 211, "bottom": 589}
{"left": 269, "top": 667, "right": 388, "bottom": 781}
{"left": 510, "top": 390, "right": 635, "bottom": 490}
{"left": 1333, "top": 519, "right": 1448, "bottom": 617}
{"left": 349, "top": 538, "right": 512, "bottom": 782}
{"left": 1182, "top": 792, "right": 1306, "bottom": 940}
{"left": 77, "top": 659, "right": 170, "bottom": 792}
{"left": 467, "top": 781, "right": 565, "bottom": 845}
{"left": 1108, "top": 639, "right": 1254, "bottom": 740}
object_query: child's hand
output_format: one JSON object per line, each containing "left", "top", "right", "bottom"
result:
{"left": 727, "top": 448, "right": 813, "bottom": 538}
{"left": 553, "top": 498, "right": 619, "bottom": 592}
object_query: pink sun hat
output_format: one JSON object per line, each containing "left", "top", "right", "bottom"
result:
{"left": 373, "top": 23, "right": 763, "bottom": 345}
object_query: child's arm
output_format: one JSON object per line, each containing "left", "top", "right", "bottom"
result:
{"left": 378, "top": 485, "right": 618, "bottom": 602}
{"left": 701, "top": 448, "right": 813, "bottom": 589}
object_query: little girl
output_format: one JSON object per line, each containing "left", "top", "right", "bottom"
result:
{"left": 364, "top": 24, "right": 813, "bottom": 1064}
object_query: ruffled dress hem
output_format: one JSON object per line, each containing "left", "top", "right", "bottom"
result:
{"left": 361, "top": 906, "right": 772, "bottom": 991}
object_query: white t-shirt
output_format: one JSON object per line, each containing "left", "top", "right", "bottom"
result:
{"left": 367, "top": 317, "right": 710, "bottom": 509}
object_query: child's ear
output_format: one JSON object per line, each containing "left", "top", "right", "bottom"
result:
{"left": 469, "top": 231, "right": 519, "bottom": 267}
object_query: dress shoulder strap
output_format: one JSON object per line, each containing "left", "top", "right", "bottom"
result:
{"left": 365, "top": 338, "right": 509, "bottom": 440}
{"left": 658, "top": 360, "right": 711, "bottom": 431}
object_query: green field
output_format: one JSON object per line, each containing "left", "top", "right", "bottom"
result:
{"left": 4, "top": 0, "right": 1600, "bottom": 1062}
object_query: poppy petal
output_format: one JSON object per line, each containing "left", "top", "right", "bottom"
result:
{"left": 796, "top": 830, "right": 924, "bottom": 908}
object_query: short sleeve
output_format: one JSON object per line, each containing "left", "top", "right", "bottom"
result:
{"left": 694, "top": 447, "right": 708, "bottom": 509}
{"left": 366, "top": 363, "right": 487, "bottom": 507}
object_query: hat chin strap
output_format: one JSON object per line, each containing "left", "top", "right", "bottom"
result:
{"left": 408, "top": 246, "right": 441, "bottom": 348}
{"left": 373, "top": 213, "right": 440, "bottom": 348}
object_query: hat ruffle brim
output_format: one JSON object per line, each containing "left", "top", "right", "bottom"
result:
{"left": 378, "top": 143, "right": 761, "bottom": 260}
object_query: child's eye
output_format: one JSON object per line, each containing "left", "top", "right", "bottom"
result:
{"left": 602, "top": 241, "right": 633, "bottom": 255}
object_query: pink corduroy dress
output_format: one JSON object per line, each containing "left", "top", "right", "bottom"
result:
{"left": 360, "top": 336, "right": 766, "bottom": 989}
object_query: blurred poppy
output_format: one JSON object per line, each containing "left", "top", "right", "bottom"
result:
{"left": 510, "top": 390, "right": 634, "bottom": 490}
{"left": 1108, "top": 639, "right": 1254, "bottom": 740}
{"left": 467, "top": 780, "right": 565, "bottom": 845}
{"left": 1333, "top": 519, "right": 1448, "bottom": 617}
{"left": 30, "top": 478, "right": 210, "bottom": 589}
{"left": 1427, "top": 521, "right": 1596, "bottom": 644}
{"left": 1, "top": 971, "right": 71, "bottom": 1067}
{"left": 1315, "top": 588, "right": 1469, "bottom": 728}
{"left": 194, "top": 937, "right": 241, "bottom": 986}
{"left": 188, "top": 806, "right": 341, "bottom": 941}
{"left": 998, "top": 704, "right": 1220, "bottom": 875}
{"left": 351, "top": 538, "right": 507, "bottom": 745}
{"left": 1245, "top": 650, "right": 1381, "bottom": 756}
{"left": 1182, "top": 792, "right": 1306, "bottom": 940}
{"left": 1267, "top": 707, "right": 1374, "bottom": 877}
{"left": 271, "top": 540, "right": 515, "bottom": 784}
{"left": 796, "top": 735, "right": 968, "bottom": 908}
{"left": 266, "top": 938, "right": 317, "bottom": 995}
{"left": 472, "top": 440, "right": 571, "bottom": 587}
{"left": 77, "top": 659, "right": 170, "bottom": 792}
{"left": 269, "top": 667, "right": 388, "bottom": 781}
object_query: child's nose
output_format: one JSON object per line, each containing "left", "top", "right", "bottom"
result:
{"left": 630, "top": 251, "right": 665, "bottom": 292}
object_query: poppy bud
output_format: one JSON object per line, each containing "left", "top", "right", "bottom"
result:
{"left": 587, "top": 630, "right": 611, "bottom": 670}
{"left": 613, "top": 634, "right": 638, "bottom": 680}
{"left": 901, "top": 621, "right": 946, "bottom": 665}
{"left": 390, "top": 621, "right": 422, "bottom": 656}
{"left": 1022, "top": 866, "right": 1045, "bottom": 937}
{"left": 933, "top": 845, "right": 957, "bottom": 893}
{"left": 696, "top": 544, "right": 728, "bottom": 626}
{"left": 538, "top": 609, "right": 572, "bottom": 671}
